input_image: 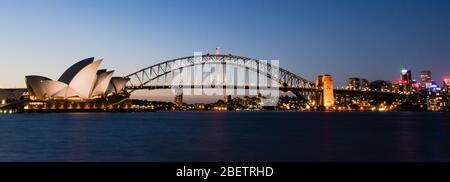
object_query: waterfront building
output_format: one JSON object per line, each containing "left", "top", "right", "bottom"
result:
{"left": 26, "top": 57, "right": 129, "bottom": 101}
{"left": 420, "top": 70, "right": 432, "bottom": 89}
{"left": 401, "top": 69, "right": 412, "bottom": 84}
{"left": 0, "top": 89, "right": 26, "bottom": 103}
{"left": 224, "top": 95, "right": 232, "bottom": 103}
{"left": 396, "top": 69, "right": 415, "bottom": 94}
{"left": 444, "top": 78, "right": 450, "bottom": 94}
{"left": 346, "top": 77, "right": 369, "bottom": 91}
{"left": 346, "top": 78, "right": 360, "bottom": 90}
{"left": 175, "top": 94, "right": 183, "bottom": 107}
{"left": 427, "top": 92, "right": 447, "bottom": 111}
{"left": 369, "top": 80, "right": 393, "bottom": 92}
{"left": 24, "top": 58, "right": 130, "bottom": 110}
{"left": 0, "top": 89, "right": 28, "bottom": 111}
{"left": 360, "top": 79, "right": 369, "bottom": 91}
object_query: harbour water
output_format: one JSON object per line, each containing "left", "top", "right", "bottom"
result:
{"left": 0, "top": 112, "right": 449, "bottom": 162}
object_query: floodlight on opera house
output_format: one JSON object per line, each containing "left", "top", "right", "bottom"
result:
{"left": 25, "top": 57, "right": 129, "bottom": 101}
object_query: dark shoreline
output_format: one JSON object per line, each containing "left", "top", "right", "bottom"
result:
{"left": 19, "top": 108, "right": 156, "bottom": 113}
{"left": 8, "top": 109, "right": 449, "bottom": 114}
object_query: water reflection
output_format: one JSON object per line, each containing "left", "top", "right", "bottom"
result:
{"left": 0, "top": 112, "right": 450, "bottom": 162}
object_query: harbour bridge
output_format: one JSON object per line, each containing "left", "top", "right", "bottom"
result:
{"left": 0, "top": 54, "right": 407, "bottom": 110}
{"left": 124, "top": 54, "right": 406, "bottom": 107}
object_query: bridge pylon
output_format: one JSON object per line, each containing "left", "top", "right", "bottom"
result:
{"left": 316, "top": 74, "right": 335, "bottom": 109}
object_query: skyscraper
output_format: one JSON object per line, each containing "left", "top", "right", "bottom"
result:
{"left": 346, "top": 78, "right": 369, "bottom": 91}
{"left": 360, "top": 79, "right": 369, "bottom": 91}
{"left": 420, "top": 70, "right": 432, "bottom": 89}
{"left": 401, "top": 69, "right": 412, "bottom": 85}
{"left": 444, "top": 78, "right": 450, "bottom": 94}
{"left": 346, "top": 77, "right": 360, "bottom": 90}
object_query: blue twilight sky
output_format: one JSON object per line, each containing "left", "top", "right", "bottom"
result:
{"left": 1, "top": 0, "right": 450, "bottom": 90}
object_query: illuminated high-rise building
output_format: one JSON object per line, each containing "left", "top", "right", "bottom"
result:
{"left": 444, "top": 78, "right": 450, "bottom": 94}
{"left": 400, "top": 69, "right": 412, "bottom": 85}
{"left": 346, "top": 77, "right": 369, "bottom": 91}
{"left": 360, "top": 79, "right": 369, "bottom": 91}
{"left": 346, "top": 77, "right": 360, "bottom": 90}
{"left": 396, "top": 69, "right": 416, "bottom": 94}
{"left": 420, "top": 70, "right": 432, "bottom": 89}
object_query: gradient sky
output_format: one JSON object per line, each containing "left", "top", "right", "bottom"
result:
{"left": 1, "top": 0, "right": 450, "bottom": 91}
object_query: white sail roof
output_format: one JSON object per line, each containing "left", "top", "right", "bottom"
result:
{"left": 91, "top": 70, "right": 114, "bottom": 97}
{"left": 58, "top": 57, "right": 95, "bottom": 84}
{"left": 67, "top": 59, "right": 102, "bottom": 99}
{"left": 25, "top": 57, "right": 128, "bottom": 100}
{"left": 25, "top": 76, "right": 52, "bottom": 100}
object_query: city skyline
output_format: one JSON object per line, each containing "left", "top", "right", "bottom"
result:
{"left": 1, "top": 0, "right": 450, "bottom": 89}
{"left": 3, "top": 1, "right": 450, "bottom": 176}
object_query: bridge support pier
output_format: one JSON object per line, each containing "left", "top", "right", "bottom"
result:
{"left": 316, "top": 74, "right": 335, "bottom": 109}
{"left": 174, "top": 87, "right": 183, "bottom": 107}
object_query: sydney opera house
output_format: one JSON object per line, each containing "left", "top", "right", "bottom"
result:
{"left": 25, "top": 57, "right": 130, "bottom": 110}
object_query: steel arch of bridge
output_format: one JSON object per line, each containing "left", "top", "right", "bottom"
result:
{"left": 125, "top": 54, "right": 316, "bottom": 92}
